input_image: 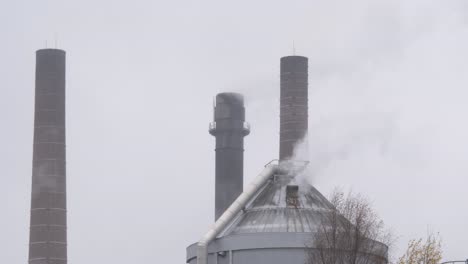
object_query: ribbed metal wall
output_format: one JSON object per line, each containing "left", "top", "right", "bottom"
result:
{"left": 209, "top": 93, "right": 250, "bottom": 220}
{"left": 279, "top": 56, "right": 308, "bottom": 161}
{"left": 29, "top": 49, "right": 67, "bottom": 264}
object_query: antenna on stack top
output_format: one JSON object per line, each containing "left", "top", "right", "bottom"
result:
{"left": 292, "top": 41, "right": 296, "bottom": 55}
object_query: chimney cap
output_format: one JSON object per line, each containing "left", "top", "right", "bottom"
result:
{"left": 215, "top": 92, "right": 244, "bottom": 106}
{"left": 281, "top": 55, "right": 308, "bottom": 61}
{"left": 36, "top": 48, "right": 66, "bottom": 55}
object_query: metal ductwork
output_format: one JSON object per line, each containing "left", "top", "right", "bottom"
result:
{"left": 279, "top": 56, "right": 308, "bottom": 161}
{"left": 209, "top": 93, "right": 250, "bottom": 220}
{"left": 197, "top": 165, "right": 278, "bottom": 264}
{"left": 29, "top": 49, "right": 67, "bottom": 264}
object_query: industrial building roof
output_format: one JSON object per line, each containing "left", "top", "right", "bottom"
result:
{"left": 220, "top": 171, "right": 336, "bottom": 236}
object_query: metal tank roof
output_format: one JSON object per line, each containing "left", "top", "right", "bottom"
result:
{"left": 219, "top": 169, "right": 336, "bottom": 236}
{"left": 188, "top": 165, "right": 389, "bottom": 264}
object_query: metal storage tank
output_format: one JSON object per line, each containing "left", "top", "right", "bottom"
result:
{"left": 186, "top": 165, "right": 334, "bottom": 264}
{"left": 187, "top": 165, "right": 388, "bottom": 264}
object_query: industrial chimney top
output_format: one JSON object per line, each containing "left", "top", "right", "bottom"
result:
{"left": 36, "top": 48, "right": 66, "bottom": 54}
{"left": 209, "top": 92, "right": 250, "bottom": 136}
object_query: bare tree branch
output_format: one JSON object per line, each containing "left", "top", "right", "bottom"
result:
{"left": 306, "top": 189, "right": 391, "bottom": 264}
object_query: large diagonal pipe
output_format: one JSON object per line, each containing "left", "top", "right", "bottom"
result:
{"left": 197, "top": 165, "right": 277, "bottom": 264}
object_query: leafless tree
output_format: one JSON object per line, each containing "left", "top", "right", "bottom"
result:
{"left": 306, "top": 190, "right": 392, "bottom": 264}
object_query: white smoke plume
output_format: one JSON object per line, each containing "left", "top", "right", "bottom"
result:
{"left": 287, "top": 0, "right": 468, "bottom": 259}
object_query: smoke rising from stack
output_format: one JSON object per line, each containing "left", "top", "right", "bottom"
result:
{"left": 283, "top": 1, "right": 468, "bottom": 257}
{"left": 1, "top": 1, "right": 466, "bottom": 263}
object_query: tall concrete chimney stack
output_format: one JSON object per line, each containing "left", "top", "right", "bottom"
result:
{"left": 29, "top": 49, "right": 67, "bottom": 264}
{"left": 279, "top": 56, "right": 308, "bottom": 161}
{"left": 209, "top": 93, "right": 250, "bottom": 220}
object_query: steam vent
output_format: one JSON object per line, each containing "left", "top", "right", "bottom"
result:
{"left": 186, "top": 56, "right": 389, "bottom": 264}
{"left": 29, "top": 49, "right": 67, "bottom": 264}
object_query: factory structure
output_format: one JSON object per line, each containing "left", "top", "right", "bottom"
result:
{"left": 25, "top": 49, "right": 387, "bottom": 264}
{"left": 28, "top": 49, "right": 67, "bottom": 264}
{"left": 186, "top": 56, "right": 389, "bottom": 264}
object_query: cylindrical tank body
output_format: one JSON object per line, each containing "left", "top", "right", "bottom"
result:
{"left": 279, "top": 56, "right": 308, "bottom": 161}
{"left": 29, "top": 49, "right": 67, "bottom": 264}
{"left": 187, "top": 233, "right": 314, "bottom": 264}
{"left": 209, "top": 93, "right": 250, "bottom": 220}
{"left": 186, "top": 179, "right": 389, "bottom": 264}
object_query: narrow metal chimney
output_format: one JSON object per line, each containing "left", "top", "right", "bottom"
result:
{"left": 29, "top": 49, "right": 67, "bottom": 264}
{"left": 279, "top": 56, "right": 308, "bottom": 161}
{"left": 209, "top": 93, "right": 250, "bottom": 220}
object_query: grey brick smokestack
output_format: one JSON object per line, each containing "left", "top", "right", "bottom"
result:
{"left": 279, "top": 56, "right": 308, "bottom": 161}
{"left": 209, "top": 93, "right": 250, "bottom": 220}
{"left": 29, "top": 49, "right": 67, "bottom": 264}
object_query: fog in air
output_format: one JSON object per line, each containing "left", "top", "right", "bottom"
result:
{"left": 1, "top": 0, "right": 467, "bottom": 263}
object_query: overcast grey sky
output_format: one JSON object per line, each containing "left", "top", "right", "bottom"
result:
{"left": 1, "top": 0, "right": 468, "bottom": 263}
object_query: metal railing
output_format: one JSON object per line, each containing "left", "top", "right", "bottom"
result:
{"left": 441, "top": 260, "right": 468, "bottom": 264}
{"left": 209, "top": 122, "right": 216, "bottom": 131}
{"left": 208, "top": 121, "right": 250, "bottom": 131}
{"left": 243, "top": 122, "right": 250, "bottom": 131}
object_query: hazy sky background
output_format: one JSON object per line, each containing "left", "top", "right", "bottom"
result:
{"left": 2, "top": 0, "right": 468, "bottom": 263}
